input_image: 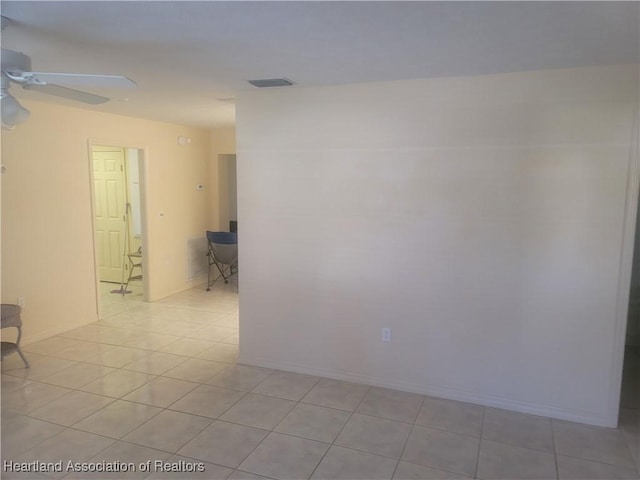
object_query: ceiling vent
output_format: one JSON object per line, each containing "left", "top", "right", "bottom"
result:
{"left": 247, "top": 78, "right": 294, "bottom": 88}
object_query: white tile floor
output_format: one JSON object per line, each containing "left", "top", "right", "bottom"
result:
{"left": 2, "top": 280, "right": 639, "bottom": 480}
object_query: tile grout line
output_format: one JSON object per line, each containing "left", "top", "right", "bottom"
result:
{"left": 550, "top": 418, "right": 560, "bottom": 480}
{"left": 305, "top": 383, "right": 372, "bottom": 480}
{"left": 474, "top": 405, "right": 486, "bottom": 480}
{"left": 619, "top": 417, "right": 640, "bottom": 476}
{"left": 390, "top": 394, "right": 427, "bottom": 480}
{"left": 104, "top": 360, "right": 252, "bottom": 454}
{"left": 189, "top": 372, "right": 318, "bottom": 476}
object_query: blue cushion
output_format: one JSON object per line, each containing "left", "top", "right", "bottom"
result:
{"left": 206, "top": 231, "right": 237, "bottom": 244}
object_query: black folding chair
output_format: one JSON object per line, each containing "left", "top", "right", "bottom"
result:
{"left": 206, "top": 231, "right": 238, "bottom": 291}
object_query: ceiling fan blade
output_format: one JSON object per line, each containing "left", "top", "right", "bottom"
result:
{"left": 23, "top": 83, "right": 109, "bottom": 105}
{"left": 20, "top": 72, "right": 136, "bottom": 89}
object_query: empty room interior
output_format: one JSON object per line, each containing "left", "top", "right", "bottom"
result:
{"left": 1, "top": 2, "right": 639, "bottom": 480}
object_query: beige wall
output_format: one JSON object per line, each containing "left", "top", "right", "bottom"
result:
{"left": 237, "top": 64, "right": 639, "bottom": 427}
{"left": 1, "top": 100, "right": 219, "bottom": 343}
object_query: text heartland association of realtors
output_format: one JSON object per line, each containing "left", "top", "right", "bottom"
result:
{"left": 3, "top": 460, "right": 206, "bottom": 474}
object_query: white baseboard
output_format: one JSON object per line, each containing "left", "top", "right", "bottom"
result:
{"left": 22, "top": 318, "right": 98, "bottom": 346}
{"left": 239, "top": 354, "right": 614, "bottom": 427}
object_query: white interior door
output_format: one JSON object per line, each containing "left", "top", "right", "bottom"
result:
{"left": 92, "top": 146, "right": 127, "bottom": 283}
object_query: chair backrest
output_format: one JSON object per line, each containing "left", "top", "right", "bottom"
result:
{"left": 206, "top": 231, "right": 238, "bottom": 266}
{"left": 1, "top": 304, "right": 23, "bottom": 329}
{"left": 206, "top": 231, "right": 237, "bottom": 245}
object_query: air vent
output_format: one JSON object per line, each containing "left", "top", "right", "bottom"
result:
{"left": 186, "top": 236, "right": 208, "bottom": 280}
{"left": 247, "top": 78, "right": 294, "bottom": 88}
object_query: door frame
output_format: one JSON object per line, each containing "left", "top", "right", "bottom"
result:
{"left": 87, "top": 139, "right": 150, "bottom": 316}
{"left": 611, "top": 107, "right": 640, "bottom": 425}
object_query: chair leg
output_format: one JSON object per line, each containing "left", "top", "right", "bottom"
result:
{"left": 15, "top": 326, "right": 29, "bottom": 368}
{"left": 215, "top": 260, "right": 229, "bottom": 283}
{"left": 16, "top": 347, "right": 29, "bottom": 368}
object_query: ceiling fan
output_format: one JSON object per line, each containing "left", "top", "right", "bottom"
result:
{"left": 1, "top": 47, "right": 136, "bottom": 127}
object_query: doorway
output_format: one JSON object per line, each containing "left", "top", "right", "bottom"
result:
{"left": 90, "top": 144, "right": 147, "bottom": 317}
{"left": 618, "top": 111, "right": 639, "bottom": 438}
{"left": 620, "top": 185, "right": 640, "bottom": 410}
{"left": 218, "top": 154, "right": 237, "bottom": 232}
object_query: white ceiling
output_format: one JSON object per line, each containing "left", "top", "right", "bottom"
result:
{"left": 1, "top": 1, "right": 638, "bottom": 128}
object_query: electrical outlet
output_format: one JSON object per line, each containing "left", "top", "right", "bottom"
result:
{"left": 17, "top": 297, "right": 25, "bottom": 307}
{"left": 382, "top": 327, "right": 391, "bottom": 342}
